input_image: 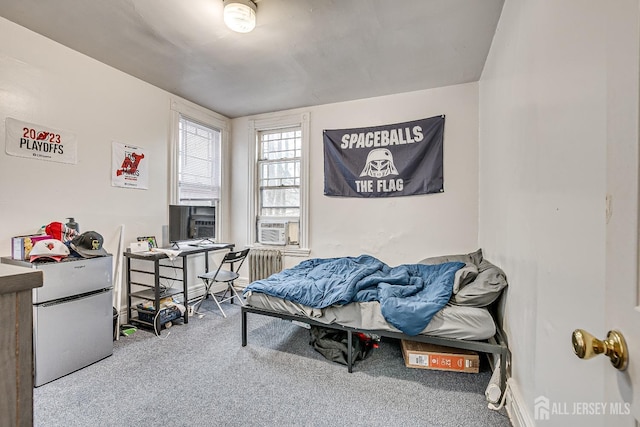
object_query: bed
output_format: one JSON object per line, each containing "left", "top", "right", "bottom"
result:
{"left": 240, "top": 249, "right": 510, "bottom": 397}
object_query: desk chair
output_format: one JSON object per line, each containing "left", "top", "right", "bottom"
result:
{"left": 195, "top": 248, "right": 250, "bottom": 318}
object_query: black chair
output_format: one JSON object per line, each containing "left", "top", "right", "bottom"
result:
{"left": 194, "top": 248, "right": 250, "bottom": 318}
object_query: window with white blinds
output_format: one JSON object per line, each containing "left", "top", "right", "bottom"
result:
{"left": 258, "top": 128, "right": 301, "bottom": 217}
{"left": 178, "top": 116, "right": 221, "bottom": 205}
{"left": 248, "top": 112, "right": 309, "bottom": 253}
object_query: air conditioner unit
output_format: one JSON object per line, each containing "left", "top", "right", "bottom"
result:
{"left": 258, "top": 220, "right": 288, "bottom": 245}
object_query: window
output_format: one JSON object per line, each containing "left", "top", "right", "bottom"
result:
{"left": 177, "top": 117, "right": 221, "bottom": 205}
{"left": 258, "top": 128, "right": 301, "bottom": 217}
{"left": 248, "top": 113, "right": 309, "bottom": 254}
{"left": 170, "top": 99, "right": 229, "bottom": 241}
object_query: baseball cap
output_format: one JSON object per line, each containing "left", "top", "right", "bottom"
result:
{"left": 45, "top": 222, "right": 79, "bottom": 243}
{"left": 70, "top": 231, "right": 108, "bottom": 258}
{"left": 29, "top": 239, "right": 70, "bottom": 262}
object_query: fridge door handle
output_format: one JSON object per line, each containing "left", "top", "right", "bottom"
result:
{"left": 39, "top": 288, "right": 112, "bottom": 307}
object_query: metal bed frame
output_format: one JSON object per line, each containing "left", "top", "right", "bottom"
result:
{"left": 241, "top": 302, "right": 510, "bottom": 395}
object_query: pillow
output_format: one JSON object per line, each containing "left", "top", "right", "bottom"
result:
{"left": 451, "top": 263, "right": 479, "bottom": 293}
{"left": 418, "top": 248, "right": 483, "bottom": 267}
{"left": 418, "top": 249, "right": 483, "bottom": 293}
{"left": 451, "top": 259, "right": 508, "bottom": 307}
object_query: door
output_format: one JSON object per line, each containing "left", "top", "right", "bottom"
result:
{"left": 603, "top": 1, "right": 640, "bottom": 424}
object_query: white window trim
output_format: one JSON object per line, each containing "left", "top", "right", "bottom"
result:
{"left": 247, "top": 112, "right": 310, "bottom": 256}
{"left": 169, "top": 98, "right": 230, "bottom": 243}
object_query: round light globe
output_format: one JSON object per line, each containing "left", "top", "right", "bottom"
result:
{"left": 223, "top": 0, "right": 256, "bottom": 33}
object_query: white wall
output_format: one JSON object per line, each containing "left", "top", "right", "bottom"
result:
{"left": 1, "top": 15, "right": 479, "bottom": 304}
{"left": 230, "top": 83, "right": 480, "bottom": 267}
{"left": 0, "top": 18, "right": 232, "bottom": 304}
{"left": 479, "top": 1, "right": 613, "bottom": 425}
{"left": 0, "top": 17, "right": 234, "bottom": 253}
{"left": 0, "top": 17, "right": 171, "bottom": 254}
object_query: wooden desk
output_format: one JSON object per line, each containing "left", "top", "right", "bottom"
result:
{"left": 0, "top": 263, "right": 43, "bottom": 427}
{"left": 124, "top": 242, "right": 234, "bottom": 334}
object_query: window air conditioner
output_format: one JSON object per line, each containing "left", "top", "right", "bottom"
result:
{"left": 258, "top": 220, "right": 288, "bottom": 245}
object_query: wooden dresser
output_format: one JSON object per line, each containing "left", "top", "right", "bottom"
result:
{"left": 0, "top": 263, "right": 43, "bottom": 427}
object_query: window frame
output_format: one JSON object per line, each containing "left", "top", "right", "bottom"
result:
{"left": 248, "top": 112, "right": 310, "bottom": 256}
{"left": 257, "top": 127, "right": 302, "bottom": 218}
{"left": 169, "top": 98, "right": 230, "bottom": 243}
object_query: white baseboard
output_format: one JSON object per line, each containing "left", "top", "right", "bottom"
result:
{"left": 506, "top": 378, "right": 535, "bottom": 427}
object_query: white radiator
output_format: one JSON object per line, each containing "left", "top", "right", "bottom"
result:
{"left": 249, "top": 249, "right": 283, "bottom": 282}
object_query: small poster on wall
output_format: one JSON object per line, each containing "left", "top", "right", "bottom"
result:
{"left": 5, "top": 117, "right": 78, "bottom": 164}
{"left": 111, "top": 141, "right": 148, "bottom": 189}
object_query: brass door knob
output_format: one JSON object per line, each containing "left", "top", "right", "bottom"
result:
{"left": 572, "top": 329, "right": 628, "bottom": 371}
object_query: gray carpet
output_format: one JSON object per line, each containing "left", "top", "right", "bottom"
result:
{"left": 34, "top": 299, "right": 511, "bottom": 427}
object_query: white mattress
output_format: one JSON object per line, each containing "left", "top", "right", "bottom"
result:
{"left": 245, "top": 291, "right": 496, "bottom": 341}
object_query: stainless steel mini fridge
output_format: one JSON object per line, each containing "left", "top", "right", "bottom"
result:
{"left": 2, "top": 255, "right": 113, "bottom": 386}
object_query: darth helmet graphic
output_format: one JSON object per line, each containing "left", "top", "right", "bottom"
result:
{"left": 360, "top": 148, "right": 399, "bottom": 178}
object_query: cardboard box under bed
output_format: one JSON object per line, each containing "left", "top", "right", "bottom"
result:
{"left": 401, "top": 339, "right": 480, "bottom": 373}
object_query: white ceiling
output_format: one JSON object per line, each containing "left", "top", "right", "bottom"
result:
{"left": 0, "top": 0, "right": 504, "bottom": 118}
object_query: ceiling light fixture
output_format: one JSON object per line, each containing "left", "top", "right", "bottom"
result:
{"left": 223, "top": 0, "right": 257, "bottom": 33}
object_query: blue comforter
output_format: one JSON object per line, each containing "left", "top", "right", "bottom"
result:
{"left": 243, "top": 255, "right": 464, "bottom": 336}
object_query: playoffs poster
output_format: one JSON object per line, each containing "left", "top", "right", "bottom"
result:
{"left": 5, "top": 117, "right": 77, "bottom": 164}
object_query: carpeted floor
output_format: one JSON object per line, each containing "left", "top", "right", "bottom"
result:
{"left": 34, "top": 299, "right": 511, "bottom": 427}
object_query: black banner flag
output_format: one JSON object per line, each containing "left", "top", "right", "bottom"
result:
{"left": 323, "top": 115, "right": 445, "bottom": 198}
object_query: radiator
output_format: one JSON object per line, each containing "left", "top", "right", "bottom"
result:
{"left": 249, "top": 249, "right": 283, "bottom": 282}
